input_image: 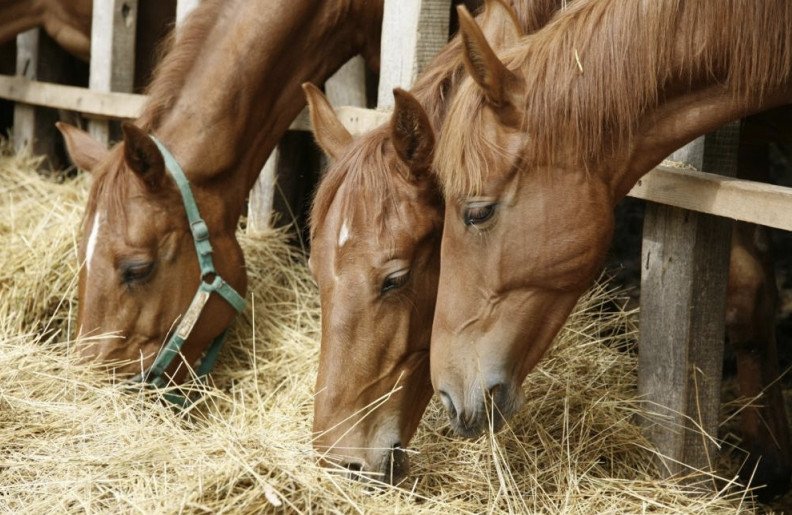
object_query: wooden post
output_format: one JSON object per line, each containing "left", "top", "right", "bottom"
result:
{"left": 377, "top": 0, "right": 452, "bottom": 108}
{"left": 325, "top": 55, "right": 367, "bottom": 108}
{"left": 638, "top": 123, "right": 740, "bottom": 477}
{"left": 247, "top": 149, "right": 279, "bottom": 233}
{"left": 13, "top": 29, "right": 70, "bottom": 167}
{"left": 176, "top": 0, "right": 202, "bottom": 25}
{"left": 89, "top": 0, "right": 138, "bottom": 145}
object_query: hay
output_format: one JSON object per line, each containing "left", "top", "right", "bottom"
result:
{"left": 0, "top": 141, "right": 755, "bottom": 513}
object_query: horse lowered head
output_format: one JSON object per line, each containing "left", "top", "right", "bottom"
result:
{"left": 431, "top": 1, "right": 792, "bottom": 439}
{"left": 58, "top": 122, "right": 247, "bottom": 381}
{"left": 305, "top": 83, "right": 443, "bottom": 483}
{"left": 430, "top": 6, "right": 615, "bottom": 437}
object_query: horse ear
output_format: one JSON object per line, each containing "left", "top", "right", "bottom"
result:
{"left": 56, "top": 122, "right": 108, "bottom": 173}
{"left": 391, "top": 88, "right": 434, "bottom": 177}
{"left": 302, "top": 82, "right": 352, "bottom": 160}
{"left": 121, "top": 122, "right": 165, "bottom": 190}
{"left": 458, "top": 4, "right": 517, "bottom": 107}
{"left": 480, "top": 0, "right": 523, "bottom": 48}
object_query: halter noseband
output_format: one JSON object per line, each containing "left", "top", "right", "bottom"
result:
{"left": 128, "top": 136, "right": 246, "bottom": 404}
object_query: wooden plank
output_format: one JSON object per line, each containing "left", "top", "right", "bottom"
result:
{"left": 176, "top": 0, "right": 201, "bottom": 25}
{"left": 0, "top": 75, "right": 393, "bottom": 129}
{"left": 13, "top": 29, "right": 69, "bottom": 169}
{"left": 638, "top": 123, "right": 740, "bottom": 477}
{"left": 325, "top": 55, "right": 367, "bottom": 108}
{"left": 89, "top": 0, "right": 138, "bottom": 144}
{"left": 377, "top": 0, "right": 452, "bottom": 108}
{"left": 0, "top": 75, "right": 146, "bottom": 119}
{"left": 247, "top": 148, "right": 279, "bottom": 233}
{"left": 628, "top": 166, "right": 792, "bottom": 232}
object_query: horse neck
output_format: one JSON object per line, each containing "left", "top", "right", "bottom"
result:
{"left": 512, "top": 0, "right": 792, "bottom": 198}
{"left": 141, "top": 0, "right": 380, "bottom": 227}
{"left": 0, "top": 1, "right": 43, "bottom": 46}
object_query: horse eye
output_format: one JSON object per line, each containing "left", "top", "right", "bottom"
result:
{"left": 381, "top": 269, "right": 410, "bottom": 294}
{"left": 121, "top": 262, "right": 155, "bottom": 285}
{"left": 464, "top": 203, "right": 496, "bottom": 226}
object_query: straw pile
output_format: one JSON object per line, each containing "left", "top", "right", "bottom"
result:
{"left": 0, "top": 141, "right": 755, "bottom": 513}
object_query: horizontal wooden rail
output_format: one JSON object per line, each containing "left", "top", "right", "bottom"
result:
{"left": 0, "top": 75, "right": 145, "bottom": 119}
{"left": 3, "top": 75, "right": 792, "bottom": 231}
{"left": 628, "top": 165, "right": 792, "bottom": 232}
{"left": 0, "top": 75, "right": 390, "bottom": 134}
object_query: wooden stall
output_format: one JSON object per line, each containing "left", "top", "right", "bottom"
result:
{"left": 1, "top": 0, "right": 791, "bottom": 484}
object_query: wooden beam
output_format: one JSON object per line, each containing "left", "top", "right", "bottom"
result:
{"left": 89, "top": 0, "right": 138, "bottom": 144}
{"left": 638, "top": 123, "right": 740, "bottom": 477}
{"left": 0, "top": 75, "right": 393, "bottom": 129}
{"left": 628, "top": 166, "right": 792, "bottom": 232}
{"left": 377, "top": 0, "right": 452, "bottom": 108}
{"left": 0, "top": 75, "right": 145, "bottom": 120}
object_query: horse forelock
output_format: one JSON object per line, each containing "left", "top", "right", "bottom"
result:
{"left": 84, "top": 147, "right": 131, "bottom": 232}
{"left": 436, "top": 0, "right": 792, "bottom": 198}
{"left": 310, "top": 127, "right": 415, "bottom": 247}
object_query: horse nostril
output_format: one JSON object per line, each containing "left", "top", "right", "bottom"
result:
{"left": 384, "top": 443, "right": 410, "bottom": 484}
{"left": 488, "top": 382, "right": 504, "bottom": 400}
{"left": 438, "top": 390, "right": 457, "bottom": 420}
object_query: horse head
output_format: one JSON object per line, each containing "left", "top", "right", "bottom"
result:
{"left": 305, "top": 84, "right": 442, "bottom": 483}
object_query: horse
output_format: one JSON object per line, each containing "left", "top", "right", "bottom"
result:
{"left": 305, "top": 0, "right": 564, "bottom": 484}
{"left": 429, "top": 0, "right": 792, "bottom": 495}
{"left": 0, "top": 0, "right": 92, "bottom": 60}
{"left": 55, "top": 0, "right": 384, "bottom": 385}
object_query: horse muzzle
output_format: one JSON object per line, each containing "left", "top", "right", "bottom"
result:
{"left": 437, "top": 379, "right": 521, "bottom": 438}
{"left": 336, "top": 442, "right": 410, "bottom": 485}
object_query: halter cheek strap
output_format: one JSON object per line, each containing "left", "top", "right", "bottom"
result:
{"left": 128, "top": 136, "right": 246, "bottom": 404}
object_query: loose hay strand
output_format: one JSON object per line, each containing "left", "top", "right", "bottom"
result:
{"left": 0, "top": 141, "right": 756, "bottom": 513}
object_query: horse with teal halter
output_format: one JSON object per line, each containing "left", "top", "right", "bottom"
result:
{"left": 128, "top": 137, "right": 246, "bottom": 405}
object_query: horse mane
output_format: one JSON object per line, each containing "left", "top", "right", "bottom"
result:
{"left": 436, "top": 0, "right": 792, "bottom": 197}
{"left": 137, "top": 0, "right": 226, "bottom": 130}
{"left": 310, "top": 0, "right": 567, "bottom": 237}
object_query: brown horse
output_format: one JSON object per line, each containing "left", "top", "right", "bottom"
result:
{"left": 0, "top": 0, "right": 92, "bottom": 60}
{"left": 306, "top": 0, "right": 563, "bottom": 484}
{"left": 430, "top": 0, "right": 792, "bottom": 490}
{"left": 55, "top": 0, "right": 384, "bottom": 382}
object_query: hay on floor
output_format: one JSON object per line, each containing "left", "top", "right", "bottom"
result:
{"left": 0, "top": 142, "right": 755, "bottom": 513}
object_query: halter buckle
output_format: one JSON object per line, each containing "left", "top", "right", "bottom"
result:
{"left": 191, "top": 220, "right": 210, "bottom": 242}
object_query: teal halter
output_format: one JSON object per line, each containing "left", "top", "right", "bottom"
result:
{"left": 128, "top": 136, "right": 246, "bottom": 404}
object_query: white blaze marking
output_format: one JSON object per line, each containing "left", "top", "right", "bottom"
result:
{"left": 86, "top": 212, "right": 102, "bottom": 276}
{"left": 338, "top": 220, "right": 351, "bottom": 247}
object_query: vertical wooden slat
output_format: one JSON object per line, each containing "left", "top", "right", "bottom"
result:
{"left": 14, "top": 29, "right": 69, "bottom": 168}
{"left": 176, "top": 0, "right": 202, "bottom": 25}
{"left": 247, "top": 149, "right": 279, "bottom": 233}
{"left": 638, "top": 123, "right": 740, "bottom": 477}
{"left": 377, "top": 0, "right": 452, "bottom": 108}
{"left": 247, "top": 56, "right": 368, "bottom": 235}
{"left": 89, "top": 0, "right": 138, "bottom": 144}
{"left": 325, "top": 55, "right": 367, "bottom": 108}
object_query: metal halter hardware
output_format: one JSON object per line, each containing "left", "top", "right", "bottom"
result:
{"left": 128, "top": 136, "right": 246, "bottom": 404}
